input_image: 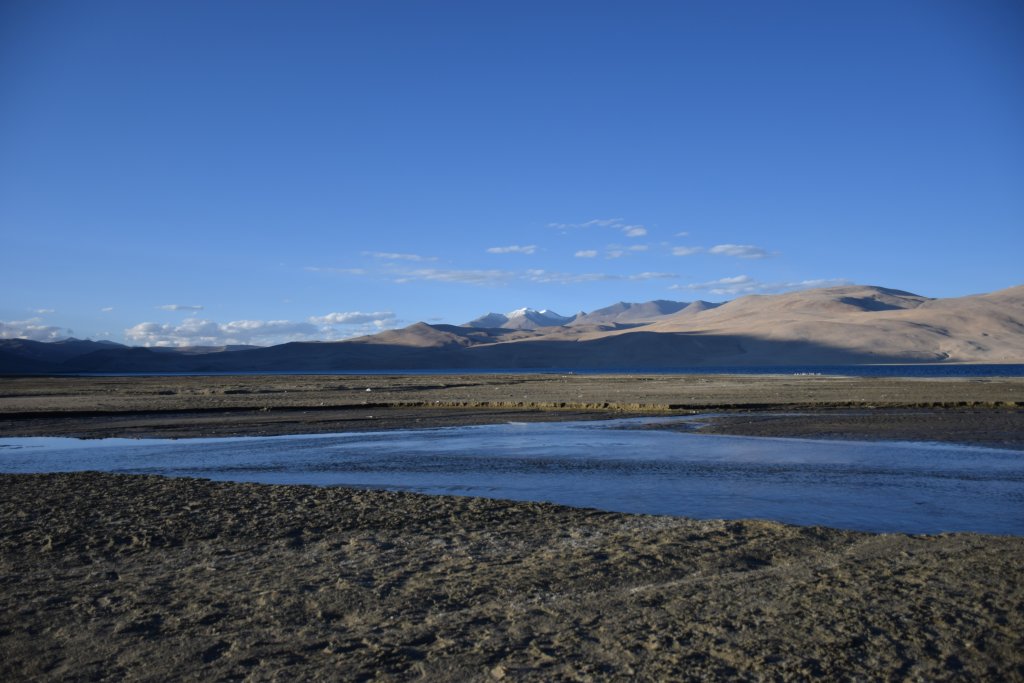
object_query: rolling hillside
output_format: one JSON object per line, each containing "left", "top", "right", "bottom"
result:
{"left": 2, "top": 285, "right": 1022, "bottom": 372}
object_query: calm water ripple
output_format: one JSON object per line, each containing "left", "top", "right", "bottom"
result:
{"left": 1, "top": 417, "right": 1022, "bottom": 535}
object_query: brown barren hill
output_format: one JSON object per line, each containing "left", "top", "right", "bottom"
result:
{"left": 347, "top": 284, "right": 1024, "bottom": 367}
{"left": 625, "top": 284, "right": 1024, "bottom": 365}
{"left": 2, "top": 284, "right": 1023, "bottom": 373}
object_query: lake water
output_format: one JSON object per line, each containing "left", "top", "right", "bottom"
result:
{"left": 1, "top": 418, "right": 1022, "bottom": 535}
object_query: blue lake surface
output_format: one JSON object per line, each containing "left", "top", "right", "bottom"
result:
{"left": 1, "top": 418, "right": 1022, "bottom": 535}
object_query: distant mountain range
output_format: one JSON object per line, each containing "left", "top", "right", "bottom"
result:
{"left": 466, "top": 308, "right": 578, "bottom": 330}
{"left": 463, "top": 300, "right": 719, "bottom": 330}
{"left": 3, "top": 284, "right": 1024, "bottom": 373}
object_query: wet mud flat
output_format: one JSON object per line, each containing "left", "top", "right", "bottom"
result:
{"left": 690, "top": 408, "right": 1024, "bottom": 450}
{"left": 2, "top": 473, "right": 1023, "bottom": 682}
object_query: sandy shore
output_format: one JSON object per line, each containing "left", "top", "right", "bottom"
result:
{"left": 2, "top": 473, "right": 1022, "bottom": 682}
{"left": 2, "top": 375, "right": 1023, "bottom": 680}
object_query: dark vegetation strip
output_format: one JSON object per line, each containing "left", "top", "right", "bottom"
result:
{"left": 1, "top": 399, "right": 1021, "bottom": 421}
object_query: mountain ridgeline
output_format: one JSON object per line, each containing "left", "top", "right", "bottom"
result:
{"left": 464, "top": 300, "right": 718, "bottom": 330}
{"left": 2, "top": 285, "right": 1023, "bottom": 373}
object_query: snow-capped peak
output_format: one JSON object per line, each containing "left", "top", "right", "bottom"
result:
{"left": 464, "top": 307, "right": 575, "bottom": 330}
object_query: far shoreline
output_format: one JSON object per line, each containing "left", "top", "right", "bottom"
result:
{"left": 4, "top": 360, "right": 1024, "bottom": 379}
{"left": 1, "top": 373, "right": 1022, "bottom": 447}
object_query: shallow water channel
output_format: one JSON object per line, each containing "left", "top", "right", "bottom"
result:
{"left": 2, "top": 417, "right": 1022, "bottom": 535}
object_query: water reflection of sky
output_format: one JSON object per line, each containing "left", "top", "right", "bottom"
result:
{"left": 1, "top": 417, "right": 1022, "bottom": 536}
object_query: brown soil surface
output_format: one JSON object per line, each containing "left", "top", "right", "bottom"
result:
{"left": 3, "top": 473, "right": 1023, "bottom": 682}
{"left": 0, "top": 405, "right": 621, "bottom": 439}
{"left": 1, "top": 374, "right": 1022, "bottom": 440}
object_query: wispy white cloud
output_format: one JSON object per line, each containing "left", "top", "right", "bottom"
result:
{"left": 672, "top": 275, "right": 849, "bottom": 296}
{"left": 0, "top": 318, "right": 73, "bottom": 341}
{"left": 675, "top": 231, "right": 689, "bottom": 237}
{"left": 524, "top": 269, "right": 614, "bottom": 284}
{"left": 548, "top": 218, "right": 623, "bottom": 229}
{"left": 100, "top": 307, "right": 114, "bottom": 313}
{"left": 672, "top": 246, "right": 703, "bottom": 256}
{"left": 549, "top": 218, "right": 649, "bottom": 238}
{"left": 126, "top": 319, "right": 318, "bottom": 347}
{"left": 486, "top": 245, "right": 537, "bottom": 255}
{"left": 628, "top": 272, "right": 678, "bottom": 281}
{"left": 313, "top": 250, "right": 684, "bottom": 288}
{"left": 34, "top": 308, "right": 55, "bottom": 315}
{"left": 159, "top": 304, "right": 204, "bottom": 312}
{"left": 793, "top": 278, "right": 851, "bottom": 290}
{"left": 309, "top": 311, "right": 396, "bottom": 325}
{"left": 364, "top": 251, "right": 437, "bottom": 262}
{"left": 524, "top": 269, "right": 678, "bottom": 284}
{"left": 125, "top": 312, "right": 403, "bottom": 347}
{"left": 393, "top": 268, "right": 515, "bottom": 286}
{"left": 674, "top": 275, "right": 754, "bottom": 293}
{"left": 305, "top": 266, "right": 368, "bottom": 276}
{"left": 388, "top": 265, "right": 679, "bottom": 287}
{"left": 604, "top": 243, "right": 648, "bottom": 259}
{"left": 708, "top": 244, "right": 770, "bottom": 259}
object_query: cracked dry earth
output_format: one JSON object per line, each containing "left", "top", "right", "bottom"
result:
{"left": 1, "top": 473, "right": 1023, "bottom": 681}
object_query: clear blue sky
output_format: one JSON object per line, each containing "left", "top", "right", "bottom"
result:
{"left": 2, "top": 0, "right": 1022, "bottom": 346}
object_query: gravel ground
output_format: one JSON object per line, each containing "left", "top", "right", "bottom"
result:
{"left": 2, "top": 473, "right": 1022, "bottom": 682}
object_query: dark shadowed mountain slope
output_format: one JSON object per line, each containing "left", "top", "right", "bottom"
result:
{"left": 0, "top": 338, "right": 126, "bottom": 364}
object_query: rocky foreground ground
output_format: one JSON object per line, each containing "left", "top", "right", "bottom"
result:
{"left": 2, "top": 473, "right": 1023, "bottom": 682}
